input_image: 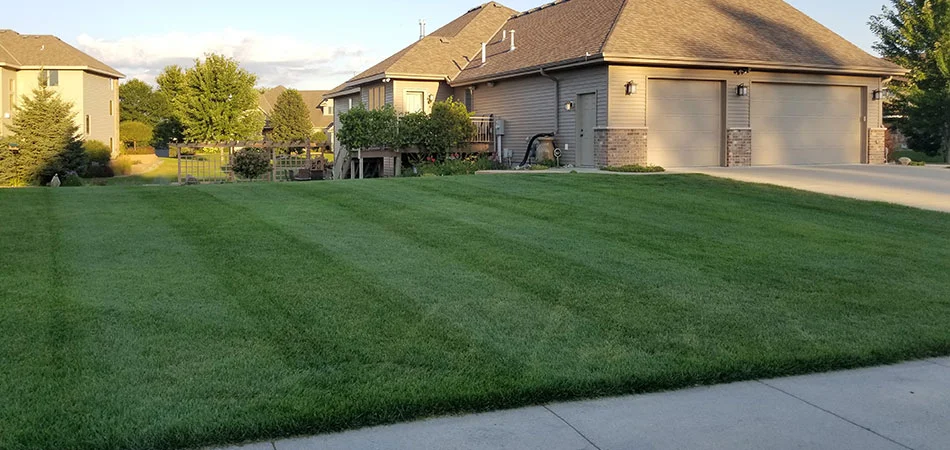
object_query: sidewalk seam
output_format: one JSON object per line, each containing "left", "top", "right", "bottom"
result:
{"left": 271, "top": 442, "right": 277, "bottom": 450}
{"left": 756, "top": 380, "right": 915, "bottom": 450}
{"left": 543, "top": 405, "right": 603, "bottom": 450}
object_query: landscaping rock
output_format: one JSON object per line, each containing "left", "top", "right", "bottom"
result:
{"left": 49, "top": 174, "right": 61, "bottom": 188}
{"left": 898, "top": 157, "right": 912, "bottom": 166}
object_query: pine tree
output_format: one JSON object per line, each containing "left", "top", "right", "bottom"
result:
{"left": 871, "top": 0, "right": 950, "bottom": 161}
{"left": 3, "top": 82, "right": 85, "bottom": 185}
{"left": 270, "top": 89, "right": 313, "bottom": 143}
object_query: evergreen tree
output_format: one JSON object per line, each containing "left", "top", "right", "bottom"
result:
{"left": 2, "top": 82, "right": 85, "bottom": 185}
{"left": 871, "top": 0, "right": 950, "bottom": 161}
{"left": 270, "top": 89, "right": 312, "bottom": 142}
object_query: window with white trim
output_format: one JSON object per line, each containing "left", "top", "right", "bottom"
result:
{"left": 404, "top": 91, "right": 425, "bottom": 114}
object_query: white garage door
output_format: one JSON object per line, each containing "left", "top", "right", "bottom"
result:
{"left": 648, "top": 79, "right": 723, "bottom": 167}
{"left": 752, "top": 83, "right": 863, "bottom": 165}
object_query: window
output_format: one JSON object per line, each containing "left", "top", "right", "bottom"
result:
{"left": 464, "top": 88, "right": 474, "bottom": 112}
{"left": 109, "top": 100, "right": 114, "bottom": 116}
{"left": 85, "top": 115, "right": 90, "bottom": 134}
{"left": 404, "top": 91, "right": 425, "bottom": 114}
{"left": 324, "top": 103, "right": 333, "bottom": 116}
{"left": 110, "top": 137, "right": 114, "bottom": 151}
{"left": 42, "top": 69, "right": 59, "bottom": 87}
{"left": 368, "top": 85, "right": 386, "bottom": 110}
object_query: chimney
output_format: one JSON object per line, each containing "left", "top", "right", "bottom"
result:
{"left": 481, "top": 42, "right": 487, "bottom": 64}
{"left": 509, "top": 30, "right": 516, "bottom": 52}
{"left": 419, "top": 19, "right": 426, "bottom": 40}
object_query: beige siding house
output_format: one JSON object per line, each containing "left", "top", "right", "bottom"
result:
{"left": 258, "top": 86, "right": 335, "bottom": 143}
{"left": 330, "top": 0, "right": 905, "bottom": 172}
{"left": 0, "top": 30, "right": 123, "bottom": 151}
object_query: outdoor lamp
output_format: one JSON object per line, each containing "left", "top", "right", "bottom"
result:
{"left": 872, "top": 88, "right": 888, "bottom": 101}
{"left": 625, "top": 81, "right": 638, "bottom": 95}
{"left": 565, "top": 101, "right": 574, "bottom": 111}
{"left": 737, "top": 83, "right": 749, "bottom": 97}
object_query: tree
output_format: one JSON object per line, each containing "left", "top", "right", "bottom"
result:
{"left": 871, "top": 0, "right": 950, "bottom": 161}
{"left": 169, "top": 54, "right": 264, "bottom": 143}
{"left": 2, "top": 82, "right": 86, "bottom": 185}
{"left": 120, "top": 121, "right": 154, "bottom": 150}
{"left": 270, "top": 89, "right": 312, "bottom": 142}
{"left": 119, "top": 79, "right": 168, "bottom": 126}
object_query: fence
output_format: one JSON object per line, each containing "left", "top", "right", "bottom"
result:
{"left": 470, "top": 116, "right": 494, "bottom": 143}
{"left": 171, "top": 140, "right": 330, "bottom": 184}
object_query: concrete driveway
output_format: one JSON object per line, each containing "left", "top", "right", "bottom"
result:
{"left": 673, "top": 164, "right": 950, "bottom": 213}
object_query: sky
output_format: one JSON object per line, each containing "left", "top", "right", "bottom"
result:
{"left": 3, "top": 0, "right": 890, "bottom": 90}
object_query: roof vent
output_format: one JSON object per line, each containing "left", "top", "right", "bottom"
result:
{"left": 509, "top": 30, "right": 516, "bottom": 52}
{"left": 481, "top": 42, "right": 487, "bottom": 64}
{"left": 419, "top": 19, "right": 426, "bottom": 41}
{"left": 501, "top": 30, "right": 507, "bottom": 42}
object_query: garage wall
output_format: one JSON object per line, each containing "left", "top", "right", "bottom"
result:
{"left": 607, "top": 66, "right": 883, "bottom": 130}
{"left": 458, "top": 66, "right": 607, "bottom": 165}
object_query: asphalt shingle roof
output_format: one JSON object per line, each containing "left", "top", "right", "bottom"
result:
{"left": 453, "top": 0, "right": 904, "bottom": 83}
{"left": 0, "top": 29, "right": 123, "bottom": 78}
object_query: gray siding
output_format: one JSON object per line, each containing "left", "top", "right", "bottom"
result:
{"left": 333, "top": 93, "right": 362, "bottom": 155}
{"left": 359, "top": 82, "right": 393, "bottom": 108}
{"left": 465, "top": 65, "right": 608, "bottom": 165}
{"left": 608, "top": 66, "right": 884, "bottom": 130}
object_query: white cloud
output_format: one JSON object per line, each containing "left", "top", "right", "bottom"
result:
{"left": 76, "top": 30, "right": 376, "bottom": 89}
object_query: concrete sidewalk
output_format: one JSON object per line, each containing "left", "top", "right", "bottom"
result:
{"left": 220, "top": 358, "right": 950, "bottom": 450}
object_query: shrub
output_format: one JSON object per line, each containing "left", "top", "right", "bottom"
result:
{"left": 121, "top": 143, "right": 156, "bottom": 155}
{"left": 110, "top": 158, "right": 134, "bottom": 176}
{"left": 120, "top": 121, "right": 154, "bottom": 151}
{"left": 909, "top": 160, "right": 926, "bottom": 166}
{"left": 231, "top": 148, "right": 271, "bottom": 179}
{"left": 411, "top": 154, "right": 504, "bottom": 176}
{"left": 83, "top": 140, "right": 112, "bottom": 165}
{"left": 602, "top": 164, "right": 666, "bottom": 173}
{"left": 84, "top": 165, "right": 115, "bottom": 178}
{"left": 61, "top": 171, "right": 83, "bottom": 187}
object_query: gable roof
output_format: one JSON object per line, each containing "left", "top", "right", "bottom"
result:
{"left": 453, "top": 0, "right": 904, "bottom": 84}
{"left": 327, "top": 2, "right": 517, "bottom": 97}
{"left": 0, "top": 29, "right": 123, "bottom": 78}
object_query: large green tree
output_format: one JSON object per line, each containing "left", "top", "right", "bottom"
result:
{"left": 167, "top": 54, "right": 264, "bottom": 142}
{"left": 118, "top": 79, "right": 168, "bottom": 126}
{"left": 152, "top": 66, "right": 188, "bottom": 148}
{"left": 119, "top": 121, "right": 154, "bottom": 150}
{"left": 871, "top": 0, "right": 950, "bottom": 161}
{"left": 270, "top": 89, "right": 312, "bottom": 142}
{"left": 1, "top": 83, "right": 85, "bottom": 185}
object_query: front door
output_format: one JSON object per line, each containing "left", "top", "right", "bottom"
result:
{"left": 576, "top": 93, "right": 596, "bottom": 167}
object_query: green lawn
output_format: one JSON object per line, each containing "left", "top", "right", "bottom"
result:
{"left": 2, "top": 174, "right": 949, "bottom": 450}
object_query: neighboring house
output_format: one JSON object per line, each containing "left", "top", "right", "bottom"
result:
{"left": 258, "top": 85, "right": 334, "bottom": 145}
{"left": 0, "top": 29, "right": 123, "bottom": 152}
{"left": 328, "top": 0, "right": 905, "bottom": 173}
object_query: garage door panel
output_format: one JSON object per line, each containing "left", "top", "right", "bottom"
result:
{"left": 648, "top": 79, "right": 723, "bottom": 167}
{"left": 752, "top": 83, "right": 862, "bottom": 165}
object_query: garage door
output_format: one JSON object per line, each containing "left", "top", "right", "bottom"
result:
{"left": 752, "top": 83, "right": 863, "bottom": 165}
{"left": 647, "top": 79, "right": 723, "bottom": 167}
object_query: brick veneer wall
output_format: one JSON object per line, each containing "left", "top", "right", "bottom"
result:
{"left": 868, "top": 128, "right": 886, "bottom": 164}
{"left": 593, "top": 128, "right": 647, "bottom": 167}
{"left": 726, "top": 128, "right": 752, "bottom": 167}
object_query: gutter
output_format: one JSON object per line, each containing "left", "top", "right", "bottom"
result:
{"left": 539, "top": 67, "right": 560, "bottom": 134}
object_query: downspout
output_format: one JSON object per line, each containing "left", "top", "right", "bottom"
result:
{"left": 539, "top": 68, "right": 560, "bottom": 134}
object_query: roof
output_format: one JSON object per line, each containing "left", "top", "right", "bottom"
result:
{"left": 0, "top": 29, "right": 124, "bottom": 78}
{"left": 259, "top": 86, "right": 333, "bottom": 129}
{"left": 327, "top": 2, "right": 516, "bottom": 97}
{"left": 453, "top": 0, "right": 905, "bottom": 84}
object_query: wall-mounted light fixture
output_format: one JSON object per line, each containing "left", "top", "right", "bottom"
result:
{"left": 427, "top": 94, "right": 434, "bottom": 103}
{"left": 487, "top": 81, "right": 496, "bottom": 87}
{"left": 872, "top": 88, "right": 889, "bottom": 101}
{"left": 736, "top": 83, "right": 749, "bottom": 97}
{"left": 382, "top": 78, "right": 392, "bottom": 83}
{"left": 565, "top": 101, "right": 575, "bottom": 111}
{"left": 625, "top": 81, "right": 638, "bottom": 96}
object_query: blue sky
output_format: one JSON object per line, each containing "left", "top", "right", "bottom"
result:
{"left": 3, "top": 0, "right": 889, "bottom": 89}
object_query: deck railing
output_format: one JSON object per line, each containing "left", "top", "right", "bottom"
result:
{"left": 470, "top": 116, "right": 494, "bottom": 143}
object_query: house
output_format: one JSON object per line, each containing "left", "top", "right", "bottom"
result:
{"left": 259, "top": 85, "right": 334, "bottom": 145}
{"left": 0, "top": 30, "right": 123, "bottom": 152}
{"left": 327, "top": 0, "right": 905, "bottom": 173}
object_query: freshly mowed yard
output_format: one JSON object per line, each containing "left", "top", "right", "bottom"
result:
{"left": 2, "top": 174, "right": 950, "bottom": 450}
